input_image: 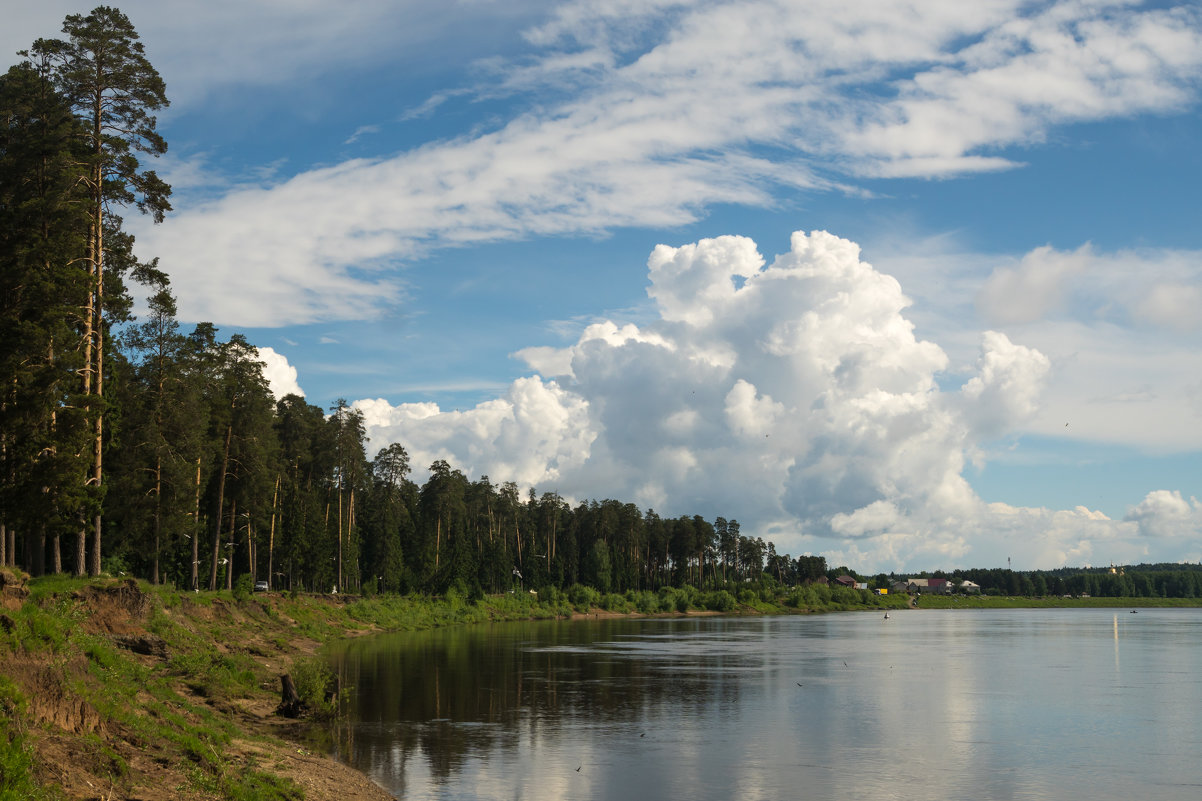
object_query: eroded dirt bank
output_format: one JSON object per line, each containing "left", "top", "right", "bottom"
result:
{"left": 0, "top": 569, "right": 392, "bottom": 801}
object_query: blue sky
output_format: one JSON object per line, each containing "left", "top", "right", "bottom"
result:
{"left": 8, "top": 0, "right": 1202, "bottom": 572}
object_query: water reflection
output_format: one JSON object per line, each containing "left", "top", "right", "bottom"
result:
{"left": 326, "top": 610, "right": 1202, "bottom": 801}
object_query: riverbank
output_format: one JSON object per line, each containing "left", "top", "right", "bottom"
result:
{"left": 0, "top": 571, "right": 845, "bottom": 799}
{"left": 0, "top": 569, "right": 400, "bottom": 801}
{"left": 6, "top": 571, "right": 1192, "bottom": 799}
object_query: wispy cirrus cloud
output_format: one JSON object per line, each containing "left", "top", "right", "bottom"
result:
{"left": 121, "top": 0, "right": 1202, "bottom": 327}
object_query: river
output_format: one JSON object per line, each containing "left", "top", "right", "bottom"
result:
{"left": 325, "top": 608, "right": 1202, "bottom": 800}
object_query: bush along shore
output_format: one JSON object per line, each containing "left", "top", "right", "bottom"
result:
{"left": 6, "top": 569, "right": 1200, "bottom": 800}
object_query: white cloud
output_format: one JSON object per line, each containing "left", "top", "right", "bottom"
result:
{"left": 1132, "top": 282, "right": 1202, "bottom": 333}
{"left": 114, "top": 0, "right": 1202, "bottom": 327}
{"left": 1125, "top": 490, "right": 1202, "bottom": 539}
{"left": 3, "top": 1, "right": 551, "bottom": 110}
{"left": 355, "top": 376, "right": 596, "bottom": 488}
{"left": 959, "top": 331, "right": 1051, "bottom": 439}
{"left": 977, "top": 244, "right": 1093, "bottom": 325}
{"left": 344, "top": 125, "right": 381, "bottom": 145}
{"left": 844, "top": 2, "right": 1202, "bottom": 175}
{"left": 354, "top": 227, "right": 1202, "bottom": 570}
{"left": 967, "top": 244, "right": 1202, "bottom": 449}
{"left": 256, "top": 346, "right": 304, "bottom": 400}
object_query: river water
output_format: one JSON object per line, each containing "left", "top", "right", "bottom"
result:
{"left": 324, "top": 609, "right": 1202, "bottom": 800}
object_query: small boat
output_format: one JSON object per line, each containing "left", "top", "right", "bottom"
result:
{"left": 883, "top": 612, "right": 890, "bottom": 620}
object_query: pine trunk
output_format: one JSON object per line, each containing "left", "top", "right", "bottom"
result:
{"left": 152, "top": 455, "right": 162, "bottom": 585}
{"left": 209, "top": 424, "right": 231, "bottom": 591}
{"left": 191, "top": 457, "right": 201, "bottom": 591}
{"left": 226, "top": 501, "right": 235, "bottom": 591}
{"left": 267, "top": 475, "right": 279, "bottom": 590}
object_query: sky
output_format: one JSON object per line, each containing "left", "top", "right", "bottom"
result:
{"left": 7, "top": 0, "right": 1202, "bottom": 574}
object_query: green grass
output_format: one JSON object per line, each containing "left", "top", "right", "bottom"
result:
{"left": 0, "top": 676, "right": 58, "bottom": 801}
{"left": 3, "top": 575, "right": 305, "bottom": 800}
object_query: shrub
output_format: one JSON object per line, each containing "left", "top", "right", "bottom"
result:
{"left": 705, "top": 590, "right": 737, "bottom": 612}
{"left": 233, "top": 574, "right": 253, "bottom": 602}
{"left": 600, "top": 593, "right": 630, "bottom": 612}
{"left": 567, "top": 584, "right": 600, "bottom": 611}
{"left": 630, "top": 591, "right": 661, "bottom": 614}
{"left": 290, "top": 658, "right": 343, "bottom": 721}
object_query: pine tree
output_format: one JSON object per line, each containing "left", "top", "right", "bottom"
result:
{"left": 30, "top": 6, "right": 171, "bottom": 575}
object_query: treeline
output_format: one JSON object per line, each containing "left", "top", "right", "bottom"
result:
{"left": 2, "top": 8, "right": 837, "bottom": 596}
{"left": 897, "top": 564, "right": 1202, "bottom": 599}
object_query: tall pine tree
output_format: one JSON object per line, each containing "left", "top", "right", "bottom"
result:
{"left": 30, "top": 6, "right": 171, "bottom": 575}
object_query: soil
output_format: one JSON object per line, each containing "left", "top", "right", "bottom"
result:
{"left": 1, "top": 572, "right": 395, "bottom": 801}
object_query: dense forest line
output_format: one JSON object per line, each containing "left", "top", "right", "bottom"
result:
{"left": 908, "top": 564, "right": 1202, "bottom": 600}
{"left": 5, "top": 8, "right": 1201, "bottom": 603}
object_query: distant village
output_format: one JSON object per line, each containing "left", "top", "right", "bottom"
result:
{"left": 822, "top": 574, "right": 982, "bottom": 595}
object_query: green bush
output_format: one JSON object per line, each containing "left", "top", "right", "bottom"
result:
{"left": 538, "top": 585, "right": 566, "bottom": 605}
{"left": 629, "top": 590, "right": 661, "bottom": 614}
{"left": 290, "top": 658, "right": 343, "bottom": 721}
{"left": 232, "top": 574, "right": 253, "bottom": 602}
{"left": 567, "top": 584, "right": 600, "bottom": 610}
{"left": 704, "top": 590, "right": 737, "bottom": 612}
{"left": 600, "top": 593, "right": 630, "bottom": 612}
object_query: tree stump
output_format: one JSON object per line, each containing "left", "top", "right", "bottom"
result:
{"left": 277, "top": 673, "right": 304, "bottom": 718}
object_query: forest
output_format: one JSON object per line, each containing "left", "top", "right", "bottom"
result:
{"left": 5, "top": 8, "right": 1201, "bottom": 603}
{"left": 1, "top": 7, "right": 820, "bottom": 598}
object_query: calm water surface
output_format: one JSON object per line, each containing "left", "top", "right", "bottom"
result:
{"left": 325, "top": 609, "right": 1202, "bottom": 800}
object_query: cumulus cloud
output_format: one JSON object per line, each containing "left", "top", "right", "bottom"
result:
{"left": 959, "top": 331, "right": 1051, "bottom": 438}
{"left": 358, "top": 228, "right": 1124, "bottom": 567}
{"left": 350, "top": 227, "right": 1202, "bottom": 569}
{"left": 355, "top": 376, "right": 597, "bottom": 488}
{"left": 114, "top": 0, "right": 1202, "bottom": 326}
{"left": 1125, "top": 490, "right": 1202, "bottom": 539}
{"left": 256, "top": 347, "right": 304, "bottom": 400}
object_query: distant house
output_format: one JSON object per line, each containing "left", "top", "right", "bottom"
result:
{"left": 892, "top": 578, "right": 957, "bottom": 595}
{"left": 957, "top": 580, "right": 981, "bottom": 594}
{"left": 833, "top": 575, "right": 857, "bottom": 588}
